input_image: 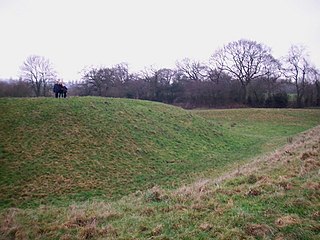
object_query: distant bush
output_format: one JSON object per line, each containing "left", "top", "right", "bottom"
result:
{"left": 265, "top": 92, "right": 288, "bottom": 108}
{"left": 273, "top": 92, "right": 289, "bottom": 108}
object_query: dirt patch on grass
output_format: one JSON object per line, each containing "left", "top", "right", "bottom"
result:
{"left": 301, "top": 150, "right": 319, "bottom": 160}
{"left": 303, "top": 158, "right": 320, "bottom": 173}
{"left": 199, "top": 222, "right": 213, "bottom": 231}
{"left": 311, "top": 211, "right": 320, "bottom": 220}
{"left": 303, "top": 182, "right": 320, "bottom": 190}
{"left": 246, "top": 187, "right": 263, "bottom": 196}
{"left": 151, "top": 224, "right": 163, "bottom": 236}
{"left": 275, "top": 215, "right": 301, "bottom": 228}
{"left": 245, "top": 223, "right": 272, "bottom": 237}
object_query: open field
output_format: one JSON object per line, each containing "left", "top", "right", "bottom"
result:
{"left": 1, "top": 117, "right": 319, "bottom": 239}
{"left": 193, "top": 108, "right": 320, "bottom": 153}
{"left": 0, "top": 97, "right": 320, "bottom": 210}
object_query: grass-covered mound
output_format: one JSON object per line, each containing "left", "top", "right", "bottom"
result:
{"left": 1, "top": 123, "right": 319, "bottom": 239}
{"left": 0, "top": 97, "right": 320, "bottom": 209}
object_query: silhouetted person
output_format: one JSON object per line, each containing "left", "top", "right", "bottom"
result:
{"left": 53, "top": 82, "right": 62, "bottom": 98}
{"left": 61, "top": 85, "right": 68, "bottom": 98}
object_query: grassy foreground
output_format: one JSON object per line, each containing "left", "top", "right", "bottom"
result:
{"left": 1, "top": 121, "right": 319, "bottom": 239}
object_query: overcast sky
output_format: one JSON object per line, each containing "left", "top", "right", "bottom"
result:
{"left": 0, "top": 0, "right": 319, "bottom": 81}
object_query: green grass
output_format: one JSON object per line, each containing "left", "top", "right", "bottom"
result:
{"left": 0, "top": 97, "right": 320, "bottom": 211}
{"left": 0, "top": 97, "right": 244, "bottom": 208}
{"left": 193, "top": 108, "right": 320, "bottom": 152}
{"left": 1, "top": 125, "right": 319, "bottom": 239}
{"left": 0, "top": 97, "right": 320, "bottom": 239}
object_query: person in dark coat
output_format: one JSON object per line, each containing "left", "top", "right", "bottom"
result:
{"left": 61, "top": 85, "right": 68, "bottom": 98}
{"left": 53, "top": 82, "right": 62, "bottom": 98}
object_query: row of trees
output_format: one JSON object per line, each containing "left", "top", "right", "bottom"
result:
{"left": 1, "top": 39, "right": 320, "bottom": 108}
{"left": 71, "top": 40, "right": 319, "bottom": 108}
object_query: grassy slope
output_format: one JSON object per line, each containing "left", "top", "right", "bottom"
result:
{"left": 0, "top": 97, "right": 320, "bottom": 210}
{"left": 0, "top": 97, "right": 254, "bottom": 208}
{"left": 1, "top": 119, "right": 319, "bottom": 239}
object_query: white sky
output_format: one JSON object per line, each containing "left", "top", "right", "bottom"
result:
{"left": 0, "top": 0, "right": 319, "bottom": 81}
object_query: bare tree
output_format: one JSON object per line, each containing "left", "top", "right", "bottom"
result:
{"left": 262, "top": 55, "right": 282, "bottom": 98}
{"left": 176, "top": 58, "right": 207, "bottom": 81}
{"left": 81, "top": 63, "right": 129, "bottom": 97}
{"left": 282, "top": 45, "right": 312, "bottom": 107}
{"left": 20, "top": 55, "right": 56, "bottom": 97}
{"left": 112, "top": 63, "right": 129, "bottom": 83}
{"left": 139, "top": 66, "right": 177, "bottom": 102}
{"left": 82, "top": 67, "right": 111, "bottom": 96}
{"left": 309, "top": 66, "right": 320, "bottom": 106}
{"left": 140, "top": 66, "right": 161, "bottom": 100}
{"left": 211, "top": 39, "right": 272, "bottom": 103}
{"left": 156, "top": 68, "right": 176, "bottom": 85}
{"left": 206, "top": 67, "right": 224, "bottom": 84}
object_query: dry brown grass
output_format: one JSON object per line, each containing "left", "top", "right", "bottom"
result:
{"left": 174, "top": 179, "right": 212, "bottom": 202}
{"left": 144, "top": 186, "right": 168, "bottom": 202}
{"left": 213, "top": 125, "right": 320, "bottom": 185}
{"left": 0, "top": 208, "right": 26, "bottom": 240}
{"left": 275, "top": 215, "right": 301, "bottom": 228}
{"left": 199, "top": 222, "right": 213, "bottom": 231}
{"left": 245, "top": 223, "right": 272, "bottom": 237}
{"left": 151, "top": 224, "right": 163, "bottom": 236}
{"left": 169, "top": 125, "right": 320, "bottom": 205}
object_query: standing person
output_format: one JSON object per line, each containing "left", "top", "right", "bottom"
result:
{"left": 62, "top": 84, "right": 68, "bottom": 98}
{"left": 53, "top": 81, "right": 61, "bottom": 98}
{"left": 58, "top": 82, "right": 63, "bottom": 98}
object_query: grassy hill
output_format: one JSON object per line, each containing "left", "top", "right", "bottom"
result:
{"left": 0, "top": 97, "right": 320, "bottom": 212}
{"left": 0, "top": 103, "right": 319, "bottom": 239}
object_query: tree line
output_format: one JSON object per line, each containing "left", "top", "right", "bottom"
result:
{"left": 1, "top": 39, "right": 319, "bottom": 108}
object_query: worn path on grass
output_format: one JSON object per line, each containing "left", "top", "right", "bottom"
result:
{"left": 177, "top": 124, "right": 320, "bottom": 193}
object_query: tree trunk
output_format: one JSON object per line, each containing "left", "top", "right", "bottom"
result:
{"left": 241, "top": 84, "right": 249, "bottom": 104}
{"left": 295, "top": 79, "right": 304, "bottom": 108}
{"left": 316, "top": 81, "right": 320, "bottom": 106}
{"left": 34, "top": 82, "right": 41, "bottom": 97}
{"left": 296, "top": 93, "right": 303, "bottom": 108}
{"left": 43, "top": 82, "right": 47, "bottom": 97}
